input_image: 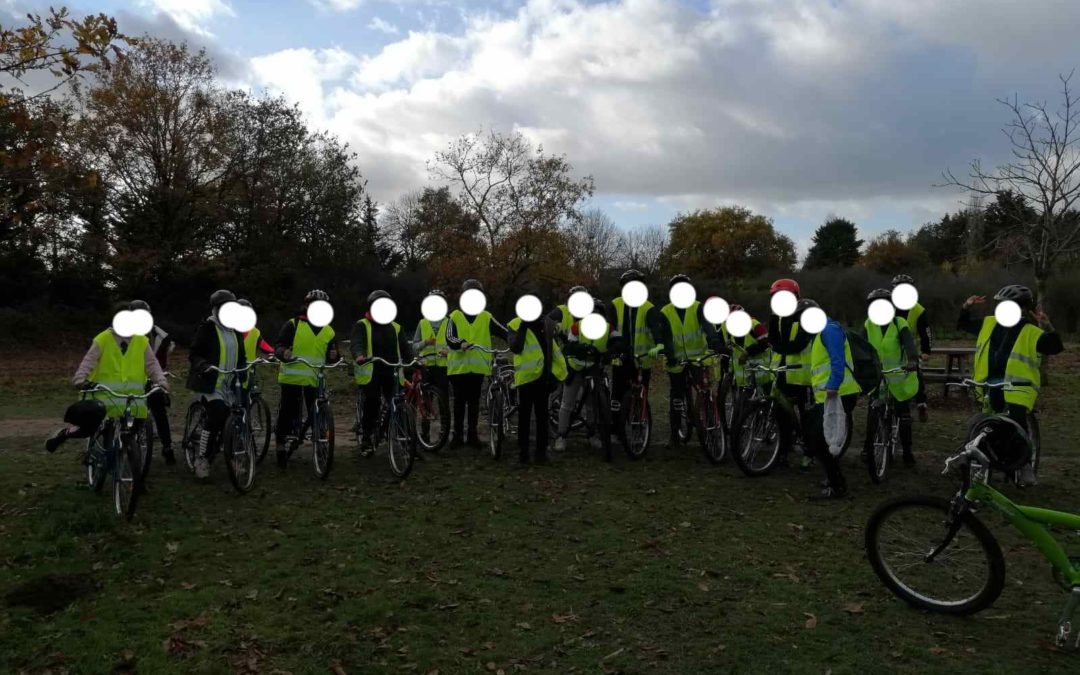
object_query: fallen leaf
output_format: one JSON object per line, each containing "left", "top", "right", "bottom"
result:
{"left": 330, "top": 658, "right": 348, "bottom": 674}
{"left": 804, "top": 613, "right": 818, "bottom": 630}
{"left": 516, "top": 622, "right": 532, "bottom": 630}
{"left": 166, "top": 542, "right": 179, "bottom": 554}
{"left": 843, "top": 602, "right": 864, "bottom": 615}
{"left": 180, "top": 582, "right": 196, "bottom": 591}
{"left": 246, "top": 590, "right": 259, "bottom": 601}
{"left": 929, "top": 647, "right": 947, "bottom": 656}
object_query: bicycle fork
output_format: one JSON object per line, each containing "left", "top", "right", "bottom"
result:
{"left": 1056, "top": 586, "right": 1080, "bottom": 649}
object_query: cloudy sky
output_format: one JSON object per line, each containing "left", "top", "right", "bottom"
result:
{"left": 7, "top": 0, "right": 1080, "bottom": 253}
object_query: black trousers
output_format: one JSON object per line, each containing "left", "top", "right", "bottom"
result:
{"left": 451, "top": 373, "right": 484, "bottom": 439}
{"left": 864, "top": 398, "right": 913, "bottom": 455}
{"left": 147, "top": 389, "right": 172, "bottom": 449}
{"left": 517, "top": 379, "right": 551, "bottom": 461}
{"left": 667, "top": 371, "right": 687, "bottom": 434}
{"left": 426, "top": 365, "right": 449, "bottom": 393}
{"left": 360, "top": 369, "right": 397, "bottom": 436}
{"left": 808, "top": 394, "right": 858, "bottom": 491}
{"left": 201, "top": 398, "right": 229, "bottom": 461}
{"left": 776, "top": 384, "right": 810, "bottom": 455}
{"left": 276, "top": 384, "right": 317, "bottom": 444}
{"left": 611, "top": 360, "right": 652, "bottom": 406}
{"left": 914, "top": 368, "right": 928, "bottom": 405}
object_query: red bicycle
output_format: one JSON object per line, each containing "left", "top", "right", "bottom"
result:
{"left": 406, "top": 356, "right": 449, "bottom": 453}
{"left": 617, "top": 354, "right": 651, "bottom": 460}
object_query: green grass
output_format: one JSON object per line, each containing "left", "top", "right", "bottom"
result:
{"left": 2, "top": 348, "right": 1080, "bottom": 673}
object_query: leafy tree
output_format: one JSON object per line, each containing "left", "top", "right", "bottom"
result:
{"left": 803, "top": 217, "right": 862, "bottom": 269}
{"left": 661, "top": 206, "right": 797, "bottom": 280}
{"left": 909, "top": 211, "right": 970, "bottom": 268}
{"left": 859, "top": 230, "right": 929, "bottom": 275}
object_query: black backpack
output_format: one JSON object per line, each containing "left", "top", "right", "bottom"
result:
{"left": 844, "top": 329, "right": 882, "bottom": 395}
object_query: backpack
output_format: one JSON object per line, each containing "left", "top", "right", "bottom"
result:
{"left": 844, "top": 329, "right": 882, "bottom": 395}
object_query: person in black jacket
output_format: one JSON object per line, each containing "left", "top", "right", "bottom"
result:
{"left": 352, "top": 290, "right": 414, "bottom": 453}
{"left": 767, "top": 281, "right": 814, "bottom": 467}
{"left": 187, "top": 290, "right": 247, "bottom": 479}
{"left": 131, "top": 299, "right": 176, "bottom": 465}
{"left": 508, "top": 299, "right": 561, "bottom": 465}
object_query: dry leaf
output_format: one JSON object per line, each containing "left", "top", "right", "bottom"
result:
{"left": 804, "top": 613, "right": 818, "bottom": 629}
{"left": 843, "top": 602, "right": 864, "bottom": 615}
{"left": 929, "top": 647, "right": 947, "bottom": 656}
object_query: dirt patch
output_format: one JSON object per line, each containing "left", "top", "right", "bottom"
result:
{"left": 4, "top": 573, "right": 98, "bottom": 614}
{"left": 0, "top": 418, "right": 60, "bottom": 438}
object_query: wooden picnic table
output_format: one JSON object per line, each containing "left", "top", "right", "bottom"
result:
{"left": 927, "top": 346, "right": 976, "bottom": 396}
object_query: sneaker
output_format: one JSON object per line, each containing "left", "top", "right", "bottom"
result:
{"left": 194, "top": 455, "right": 210, "bottom": 479}
{"left": 1018, "top": 464, "right": 1038, "bottom": 487}
{"left": 554, "top": 437, "right": 567, "bottom": 452}
{"left": 917, "top": 403, "right": 929, "bottom": 423}
{"left": 45, "top": 428, "right": 68, "bottom": 453}
{"left": 162, "top": 446, "right": 176, "bottom": 466}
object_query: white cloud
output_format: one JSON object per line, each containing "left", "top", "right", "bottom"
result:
{"left": 140, "top": 0, "right": 234, "bottom": 35}
{"left": 614, "top": 201, "right": 651, "bottom": 212}
{"left": 368, "top": 16, "right": 400, "bottom": 34}
{"left": 248, "top": 0, "right": 1080, "bottom": 233}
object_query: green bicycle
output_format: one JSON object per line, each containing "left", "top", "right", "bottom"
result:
{"left": 866, "top": 379, "right": 1080, "bottom": 648}
{"left": 729, "top": 363, "right": 801, "bottom": 477}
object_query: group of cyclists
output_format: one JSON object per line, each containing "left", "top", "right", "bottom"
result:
{"left": 45, "top": 269, "right": 1060, "bottom": 502}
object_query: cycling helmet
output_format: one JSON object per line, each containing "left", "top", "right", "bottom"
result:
{"left": 210, "top": 289, "right": 236, "bottom": 308}
{"left": 620, "top": 269, "right": 644, "bottom": 284}
{"left": 569, "top": 285, "right": 588, "bottom": 295}
{"left": 592, "top": 297, "right": 607, "bottom": 313}
{"left": 462, "top": 279, "right": 484, "bottom": 292}
{"left": 428, "top": 289, "right": 446, "bottom": 298}
{"left": 891, "top": 274, "right": 915, "bottom": 288}
{"left": 130, "top": 299, "right": 151, "bottom": 312}
{"left": 237, "top": 298, "right": 253, "bottom": 308}
{"left": 796, "top": 298, "right": 819, "bottom": 312}
{"left": 770, "top": 278, "right": 800, "bottom": 296}
{"left": 993, "top": 284, "right": 1034, "bottom": 308}
{"left": 965, "top": 415, "right": 1033, "bottom": 473}
{"left": 304, "top": 289, "right": 329, "bottom": 304}
{"left": 367, "top": 290, "right": 391, "bottom": 305}
{"left": 729, "top": 303, "right": 744, "bottom": 313}
{"left": 113, "top": 300, "right": 133, "bottom": 315}
{"left": 866, "top": 288, "right": 892, "bottom": 304}
{"left": 668, "top": 273, "right": 691, "bottom": 288}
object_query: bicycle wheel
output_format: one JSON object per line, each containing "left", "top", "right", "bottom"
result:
{"left": 182, "top": 402, "right": 206, "bottom": 472}
{"left": 731, "top": 402, "right": 782, "bottom": 477}
{"left": 865, "top": 495, "right": 1005, "bottom": 615}
{"left": 675, "top": 396, "right": 693, "bottom": 444}
{"left": 114, "top": 436, "right": 142, "bottom": 520}
{"left": 1028, "top": 413, "right": 1041, "bottom": 477}
{"left": 251, "top": 396, "right": 272, "bottom": 465}
{"left": 487, "top": 386, "right": 504, "bottom": 460}
{"left": 141, "top": 415, "right": 154, "bottom": 482}
{"left": 223, "top": 414, "right": 256, "bottom": 494}
{"left": 387, "top": 409, "right": 415, "bottom": 479}
{"left": 621, "top": 388, "right": 651, "bottom": 460}
{"left": 312, "top": 400, "right": 335, "bottom": 480}
{"left": 866, "top": 405, "right": 891, "bottom": 484}
{"left": 718, "top": 373, "right": 736, "bottom": 432}
{"left": 416, "top": 385, "right": 449, "bottom": 452}
{"left": 86, "top": 430, "right": 108, "bottom": 493}
{"left": 353, "top": 391, "right": 364, "bottom": 447}
{"left": 593, "top": 384, "right": 613, "bottom": 460}
{"left": 697, "top": 391, "right": 725, "bottom": 464}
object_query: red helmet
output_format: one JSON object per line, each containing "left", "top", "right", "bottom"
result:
{"left": 770, "top": 278, "right": 800, "bottom": 296}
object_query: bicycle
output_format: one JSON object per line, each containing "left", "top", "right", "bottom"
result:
{"left": 284, "top": 357, "right": 349, "bottom": 480}
{"left": 729, "top": 363, "right": 801, "bottom": 477}
{"left": 81, "top": 384, "right": 163, "bottom": 520}
{"left": 963, "top": 376, "right": 1042, "bottom": 485}
{"left": 614, "top": 353, "right": 652, "bottom": 461}
{"left": 205, "top": 359, "right": 271, "bottom": 493}
{"left": 247, "top": 360, "right": 273, "bottom": 465}
{"left": 865, "top": 380, "right": 1080, "bottom": 648}
{"left": 863, "top": 367, "right": 911, "bottom": 484}
{"left": 403, "top": 355, "right": 449, "bottom": 453}
{"left": 474, "top": 346, "right": 514, "bottom": 460}
{"left": 548, "top": 347, "right": 617, "bottom": 460}
{"left": 671, "top": 352, "right": 728, "bottom": 465}
{"left": 363, "top": 357, "right": 424, "bottom": 479}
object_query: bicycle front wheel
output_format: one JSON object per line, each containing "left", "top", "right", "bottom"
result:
{"left": 86, "top": 431, "right": 108, "bottom": 493}
{"left": 312, "top": 400, "right": 335, "bottom": 480}
{"left": 182, "top": 402, "right": 206, "bottom": 472}
{"left": 865, "top": 495, "right": 1005, "bottom": 615}
{"left": 223, "top": 414, "right": 256, "bottom": 494}
{"left": 387, "top": 411, "right": 415, "bottom": 479}
{"left": 731, "top": 402, "right": 781, "bottom": 477}
{"left": 251, "top": 396, "right": 272, "bottom": 465}
{"left": 866, "top": 405, "right": 891, "bottom": 484}
{"left": 140, "top": 416, "right": 154, "bottom": 482}
{"left": 114, "top": 436, "right": 142, "bottom": 520}
{"left": 416, "top": 385, "right": 449, "bottom": 452}
{"left": 697, "top": 391, "right": 725, "bottom": 464}
{"left": 487, "top": 387, "right": 504, "bottom": 460}
{"left": 621, "top": 389, "right": 651, "bottom": 460}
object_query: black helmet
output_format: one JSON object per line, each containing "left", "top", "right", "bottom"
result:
{"left": 866, "top": 288, "right": 892, "bottom": 304}
{"left": 130, "top": 299, "right": 151, "bottom": 312}
{"left": 462, "top": 279, "right": 484, "bottom": 292}
{"left": 796, "top": 298, "right": 819, "bottom": 312}
{"left": 210, "top": 289, "right": 236, "bottom": 308}
{"left": 620, "top": 269, "right": 644, "bottom": 285}
{"left": 428, "top": 289, "right": 446, "bottom": 299}
{"left": 237, "top": 298, "right": 253, "bottom": 308}
{"left": 569, "top": 285, "right": 587, "bottom": 295}
{"left": 592, "top": 297, "right": 607, "bottom": 313}
{"left": 367, "top": 290, "right": 390, "bottom": 305}
{"left": 994, "top": 284, "right": 1034, "bottom": 308}
{"left": 668, "top": 273, "right": 691, "bottom": 288}
{"left": 112, "top": 300, "right": 133, "bottom": 315}
{"left": 966, "top": 415, "right": 1033, "bottom": 472}
{"left": 729, "top": 303, "right": 744, "bottom": 313}
{"left": 304, "top": 289, "right": 329, "bottom": 304}
{"left": 891, "top": 274, "right": 915, "bottom": 288}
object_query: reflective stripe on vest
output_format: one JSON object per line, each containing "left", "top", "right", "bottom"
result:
{"left": 419, "top": 318, "right": 448, "bottom": 368}
{"left": 278, "top": 320, "right": 335, "bottom": 386}
{"left": 973, "top": 317, "right": 1043, "bottom": 410}
{"left": 660, "top": 302, "right": 707, "bottom": 374}
{"left": 448, "top": 310, "right": 494, "bottom": 376}
{"left": 508, "top": 318, "right": 568, "bottom": 386}
{"left": 88, "top": 330, "right": 149, "bottom": 418}
{"left": 810, "top": 332, "right": 861, "bottom": 403}
{"left": 864, "top": 318, "right": 918, "bottom": 402}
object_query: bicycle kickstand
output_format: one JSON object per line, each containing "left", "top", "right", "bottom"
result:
{"left": 1055, "top": 586, "right": 1080, "bottom": 649}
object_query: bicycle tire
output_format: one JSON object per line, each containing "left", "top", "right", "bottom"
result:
{"left": 114, "top": 435, "right": 142, "bottom": 520}
{"left": 866, "top": 405, "right": 891, "bottom": 484}
{"left": 1028, "top": 413, "right": 1041, "bottom": 477}
{"left": 141, "top": 415, "right": 154, "bottom": 482}
{"left": 717, "top": 373, "right": 736, "bottom": 433}
{"left": 251, "top": 396, "right": 272, "bottom": 465}
{"left": 488, "top": 386, "right": 504, "bottom": 460}
{"left": 595, "top": 383, "right": 613, "bottom": 460}
{"left": 223, "top": 414, "right": 256, "bottom": 494}
{"left": 620, "top": 389, "right": 651, "bottom": 460}
{"left": 86, "top": 430, "right": 108, "bottom": 493}
{"left": 387, "top": 408, "right": 415, "bottom": 479}
{"left": 312, "top": 400, "right": 335, "bottom": 480}
{"left": 416, "top": 384, "right": 450, "bottom": 452}
{"left": 731, "top": 401, "right": 782, "bottom": 477}
{"left": 182, "top": 402, "right": 206, "bottom": 472}
{"left": 697, "top": 390, "right": 725, "bottom": 464}
{"left": 865, "top": 495, "right": 1005, "bottom": 615}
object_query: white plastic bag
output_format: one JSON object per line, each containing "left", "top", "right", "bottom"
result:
{"left": 823, "top": 395, "right": 847, "bottom": 457}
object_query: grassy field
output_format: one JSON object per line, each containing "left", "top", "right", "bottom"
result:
{"left": 2, "top": 346, "right": 1079, "bottom": 674}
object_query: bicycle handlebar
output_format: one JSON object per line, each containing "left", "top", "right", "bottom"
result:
{"left": 289, "top": 357, "right": 348, "bottom": 370}
{"left": 946, "top": 378, "right": 1033, "bottom": 391}
{"left": 942, "top": 431, "right": 991, "bottom": 476}
{"left": 360, "top": 356, "right": 423, "bottom": 369}
{"left": 676, "top": 351, "right": 728, "bottom": 367}
{"left": 463, "top": 345, "right": 510, "bottom": 355}
{"left": 745, "top": 363, "right": 802, "bottom": 373}
{"left": 83, "top": 384, "right": 166, "bottom": 400}
{"left": 207, "top": 357, "right": 274, "bottom": 375}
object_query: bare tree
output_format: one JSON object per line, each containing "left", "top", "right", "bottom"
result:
{"left": 384, "top": 189, "right": 424, "bottom": 270}
{"left": 568, "top": 208, "right": 621, "bottom": 282}
{"left": 944, "top": 72, "right": 1080, "bottom": 300}
{"left": 616, "top": 224, "right": 668, "bottom": 277}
